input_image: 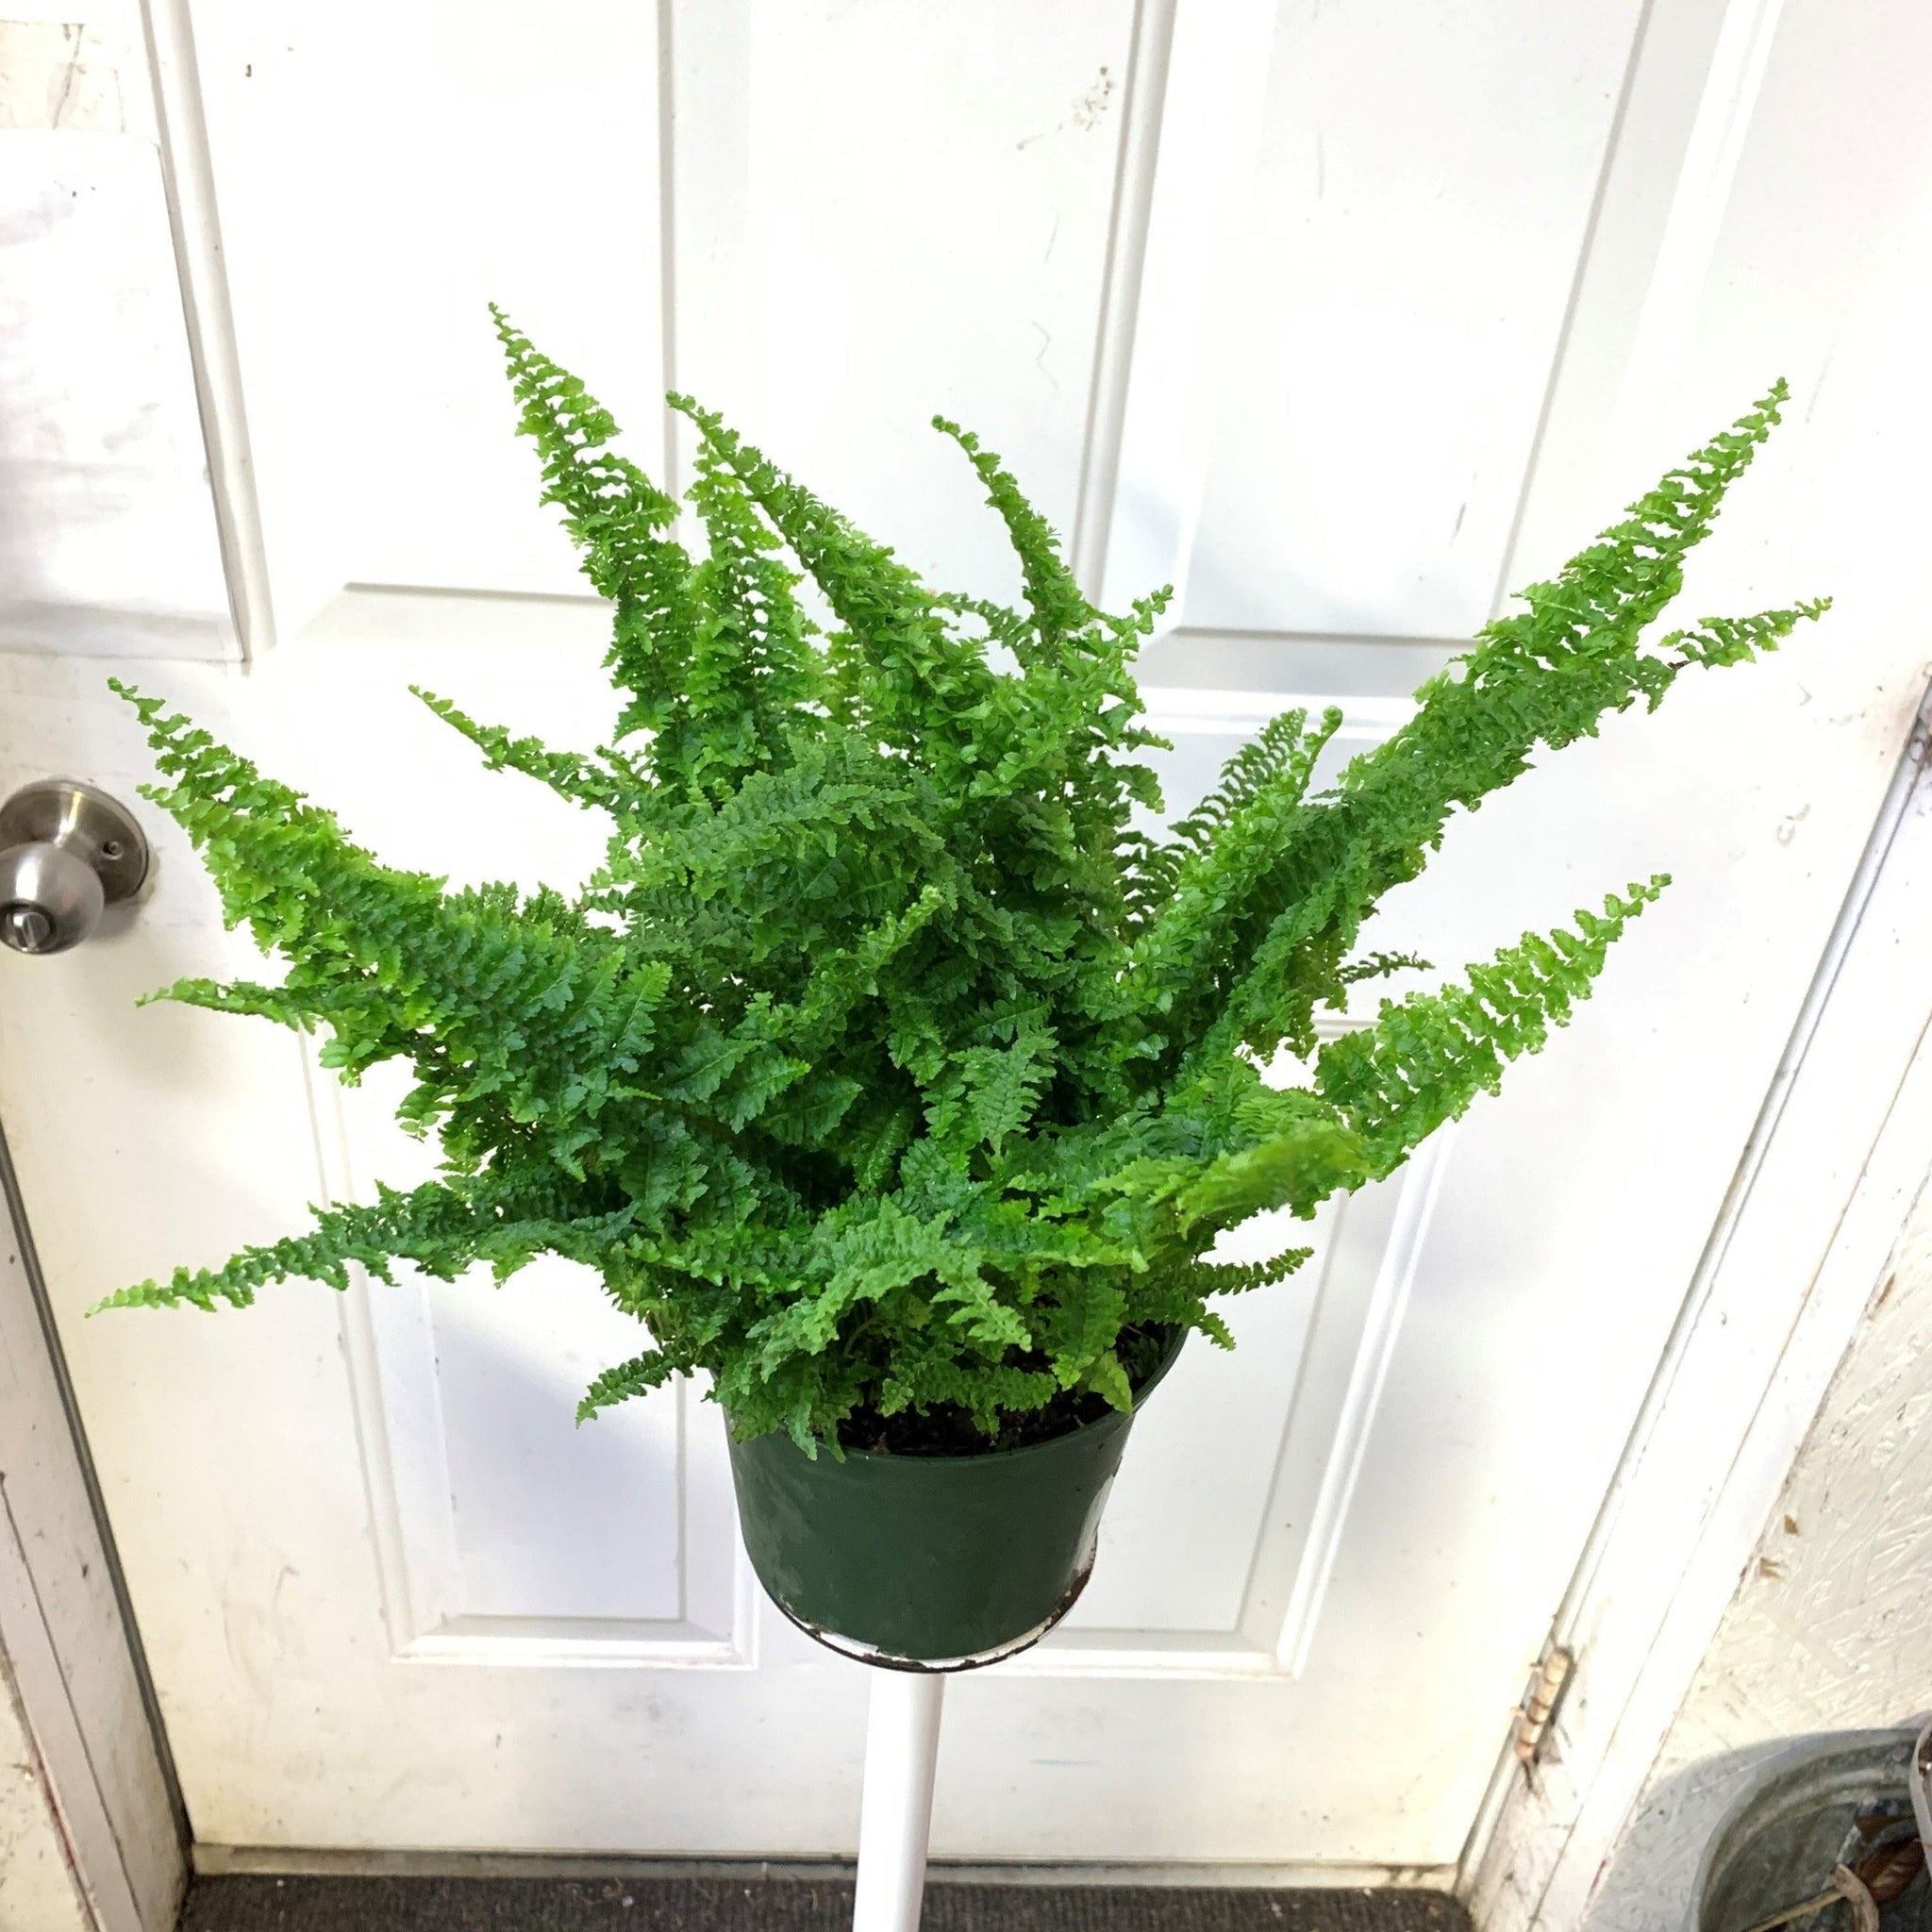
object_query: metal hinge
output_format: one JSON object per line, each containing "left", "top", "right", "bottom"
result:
{"left": 1513, "top": 1643, "right": 1575, "bottom": 1767}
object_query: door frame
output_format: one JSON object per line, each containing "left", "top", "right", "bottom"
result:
{"left": 0, "top": 1122, "right": 187, "bottom": 1932}
{"left": 1461, "top": 685, "right": 1932, "bottom": 1926}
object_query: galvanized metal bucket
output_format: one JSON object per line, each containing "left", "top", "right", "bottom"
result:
{"left": 1695, "top": 1730, "right": 1932, "bottom": 1932}
{"left": 726, "top": 1331, "right": 1185, "bottom": 1670}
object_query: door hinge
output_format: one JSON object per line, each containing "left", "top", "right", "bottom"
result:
{"left": 1513, "top": 1643, "right": 1574, "bottom": 1767}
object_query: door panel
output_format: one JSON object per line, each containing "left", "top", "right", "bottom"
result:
{"left": 4, "top": 0, "right": 1931, "bottom": 1874}
{"left": 0, "top": 50, "right": 231, "bottom": 656}
{"left": 1158, "top": 0, "right": 1647, "bottom": 641}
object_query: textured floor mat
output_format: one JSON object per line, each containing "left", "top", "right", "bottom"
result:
{"left": 181, "top": 1875, "right": 1472, "bottom": 1931}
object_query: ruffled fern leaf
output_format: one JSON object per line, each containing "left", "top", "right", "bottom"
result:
{"left": 491, "top": 308, "right": 701, "bottom": 758}
{"left": 1317, "top": 878, "right": 1669, "bottom": 1176}
{"left": 411, "top": 686, "right": 634, "bottom": 815}
{"left": 578, "top": 1348, "right": 679, "bottom": 1424}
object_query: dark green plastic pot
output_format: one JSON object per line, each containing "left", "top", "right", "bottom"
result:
{"left": 726, "top": 1331, "right": 1185, "bottom": 1670}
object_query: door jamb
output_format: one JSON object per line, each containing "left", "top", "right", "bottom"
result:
{"left": 1460, "top": 686, "right": 1932, "bottom": 1927}
{"left": 0, "top": 1122, "right": 188, "bottom": 1932}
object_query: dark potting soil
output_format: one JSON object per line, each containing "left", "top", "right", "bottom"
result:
{"left": 832, "top": 1324, "right": 1172, "bottom": 1457}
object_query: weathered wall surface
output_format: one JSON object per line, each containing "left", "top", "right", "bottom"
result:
{"left": 1587, "top": 1174, "right": 1932, "bottom": 1929}
{"left": 0, "top": 1639, "right": 91, "bottom": 1932}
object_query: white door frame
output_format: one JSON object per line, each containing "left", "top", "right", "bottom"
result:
{"left": 140, "top": 0, "right": 275, "bottom": 661}
{"left": 1461, "top": 685, "right": 1932, "bottom": 1927}
{"left": 0, "top": 1123, "right": 187, "bottom": 1932}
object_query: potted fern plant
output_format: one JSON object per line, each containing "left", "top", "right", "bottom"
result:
{"left": 102, "top": 316, "right": 1824, "bottom": 1668}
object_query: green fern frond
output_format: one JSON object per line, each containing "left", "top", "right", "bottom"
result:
{"left": 1169, "top": 388, "right": 1823, "bottom": 1073}
{"left": 932, "top": 415, "right": 1092, "bottom": 659}
{"left": 577, "top": 1348, "right": 679, "bottom": 1424}
{"left": 1317, "top": 877, "right": 1669, "bottom": 1176}
{"left": 491, "top": 308, "right": 700, "bottom": 754}
{"left": 412, "top": 687, "right": 630, "bottom": 814}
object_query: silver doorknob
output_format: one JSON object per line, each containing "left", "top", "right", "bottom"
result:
{"left": 0, "top": 779, "right": 149, "bottom": 956}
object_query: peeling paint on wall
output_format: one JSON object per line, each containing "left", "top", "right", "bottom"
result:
{"left": 0, "top": 1634, "right": 91, "bottom": 1932}
{"left": 1588, "top": 1175, "right": 1932, "bottom": 1929}
{"left": 1666, "top": 1191, "right": 1932, "bottom": 1757}
{"left": 0, "top": 20, "right": 148, "bottom": 136}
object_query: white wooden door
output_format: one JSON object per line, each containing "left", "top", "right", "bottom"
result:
{"left": 5, "top": 0, "right": 1932, "bottom": 1875}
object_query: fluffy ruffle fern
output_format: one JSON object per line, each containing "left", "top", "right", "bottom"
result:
{"left": 101, "top": 317, "right": 1826, "bottom": 1449}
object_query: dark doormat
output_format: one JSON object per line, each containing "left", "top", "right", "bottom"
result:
{"left": 181, "top": 1875, "right": 1473, "bottom": 1932}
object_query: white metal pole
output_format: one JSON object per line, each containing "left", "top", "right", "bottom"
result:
{"left": 851, "top": 1666, "right": 946, "bottom": 1932}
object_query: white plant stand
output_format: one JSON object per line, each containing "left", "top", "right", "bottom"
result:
{"left": 851, "top": 1666, "right": 947, "bottom": 1932}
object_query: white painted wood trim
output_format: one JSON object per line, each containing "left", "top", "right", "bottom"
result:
{"left": 1276, "top": 1134, "right": 1455, "bottom": 1675}
{"left": 1068, "top": 0, "right": 1176, "bottom": 601}
{"left": 1461, "top": 684, "right": 1932, "bottom": 1929}
{"left": 0, "top": 1491, "right": 124, "bottom": 1932}
{"left": 1597, "top": 0, "right": 1788, "bottom": 491}
{"left": 1485, "top": 0, "right": 1734, "bottom": 624}
{"left": 1091, "top": 0, "right": 1278, "bottom": 622}
{"left": 0, "top": 1128, "right": 187, "bottom": 1932}
{"left": 138, "top": 0, "right": 276, "bottom": 659}
{"left": 192, "top": 1841, "right": 1460, "bottom": 1890}
{"left": 652, "top": 0, "right": 681, "bottom": 499}
{"left": 296, "top": 1038, "right": 764, "bottom": 1674}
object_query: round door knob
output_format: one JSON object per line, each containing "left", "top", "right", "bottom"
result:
{"left": 0, "top": 780, "right": 149, "bottom": 958}
{"left": 0, "top": 841, "right": 105, "bottom": 954}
